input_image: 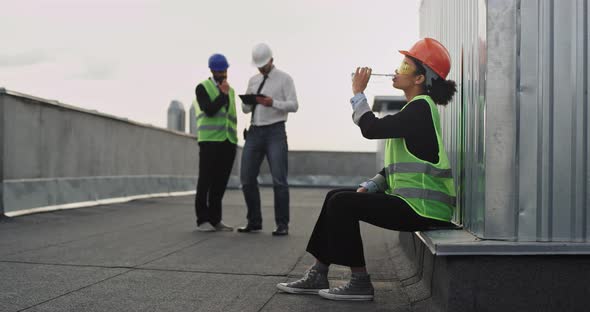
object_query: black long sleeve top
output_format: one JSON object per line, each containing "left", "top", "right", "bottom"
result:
{"left": 358, "top": 99, "right": 439, "bottom": 175}
{"left": 195, "top": 80, "right": 229, "bottom": 116}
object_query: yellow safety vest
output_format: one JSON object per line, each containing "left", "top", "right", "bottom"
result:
{"left": 384, "top": 95, "right": 455, "bottom": 221}
{"left": 194, "top": 79, "right": 237, "bottom": 143}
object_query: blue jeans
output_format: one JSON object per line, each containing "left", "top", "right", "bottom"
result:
{"left": 240, "top": 121, "right": 289, "bottom": 227}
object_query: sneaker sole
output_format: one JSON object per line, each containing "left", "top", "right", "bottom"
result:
{"left": 276, "top": 283, "right": 322, "bottom": 295}
{"left": 318, "top": 289, "right": 374, "bottom": 301}
{"left": 196, "top": 228, "right": 216, "bottom": 232}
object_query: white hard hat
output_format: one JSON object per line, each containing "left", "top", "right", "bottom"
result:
{"left": 252, "top": 43, "right": 273, "bottom": 68}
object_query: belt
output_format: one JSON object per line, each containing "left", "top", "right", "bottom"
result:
{"left": 251, "top": 121, "right": 285, "bottom": 128}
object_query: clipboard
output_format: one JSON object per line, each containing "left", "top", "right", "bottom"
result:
{"left": 239, "top": 94, "right": 267, "bottom": 105}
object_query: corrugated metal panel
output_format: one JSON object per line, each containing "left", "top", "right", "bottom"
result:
{"left": 419, "top": 0, "right": 487, "bottom": 235}
{"left": 485, "top": 0, "right": 519, "bottom": 240}
{"left": 518, "top": 0, "right": 589, "bottom": 242}
{"left": 421, "top": 0, "right": 590, "bottom": 243}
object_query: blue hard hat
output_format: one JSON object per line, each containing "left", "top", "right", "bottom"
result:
{"left": 208, "top": 53, "right": 229, "bottom": 71}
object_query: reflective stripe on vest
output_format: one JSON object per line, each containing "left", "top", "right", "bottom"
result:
{"left": 392, "top": 188, "right": 456, "bottom": 207}
{"left": 197, "top": 125, "right": 228, "bottom": 131}
{"left": 384, "top": 94, "right": 456, "bottom": 222}
{"left": 194, "top": 79, "right": 237, "bottom": 143}
{"left": 196, "top": 111, "right": 237, "bottom": 124}
{"left": 385, "top": 163, "right": 453, "bottom": 178}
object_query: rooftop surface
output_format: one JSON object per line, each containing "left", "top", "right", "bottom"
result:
{"left": 0, "top": 188, "right": 411, "bottom": 312}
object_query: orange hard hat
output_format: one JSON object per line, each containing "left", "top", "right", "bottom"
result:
{"left": 399, "top": 37, "right": 451, "bottom": 79}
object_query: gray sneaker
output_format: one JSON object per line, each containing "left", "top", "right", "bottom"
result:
{"left": 214, "top": 221, "right": 234, "bottom": 232}
{"left": 318, "top": 274, "right": 374, "bottom": 301}
{"left": 196, "top": 222, "right": 216, "bottom": 232}
{"left": 276, "top": 268, "right": 329, "bottom": 294}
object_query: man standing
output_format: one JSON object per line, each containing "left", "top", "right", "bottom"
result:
{"left": 238, "top": 43, "right": 299, "bottom": 236}
{"left": 193, "top": 53, "right": 237, "bottom": 232}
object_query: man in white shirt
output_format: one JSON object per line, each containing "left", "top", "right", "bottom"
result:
{"left": 237, "top": 43, "right": 299, "bottom": 236}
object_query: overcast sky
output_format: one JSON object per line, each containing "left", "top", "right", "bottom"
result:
{"left": 1, "top": 0, "right": 419, "bottom": 152}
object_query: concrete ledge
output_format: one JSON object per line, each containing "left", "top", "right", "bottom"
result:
{"left": 3, "top": 175, "right": 197, "bottom": 214}
{"left": 3, "top": 174, "right": 362, "bottom": 216}
{"left": 417, "top": 229, "right": 590, "bottom": 255}
{"left": 397, "top": 231, "right": 590, "bottom": 312}
{"left": 4, "top": 190, "right": 196, "bottom": 217}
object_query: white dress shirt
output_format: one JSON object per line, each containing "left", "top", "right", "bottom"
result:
{"left": 242, "top": 66, "right": 299, "bottom": 126}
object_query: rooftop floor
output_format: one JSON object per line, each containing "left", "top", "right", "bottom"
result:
{"left": 0, "top": 188, "right": 411, "bottom": 312}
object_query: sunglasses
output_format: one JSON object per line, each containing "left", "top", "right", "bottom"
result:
{"left": 396, "top": 60, "right": 415, "bottom": 75}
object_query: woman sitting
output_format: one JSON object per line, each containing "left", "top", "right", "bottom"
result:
{"left": 276, "top": 38, "right": 458, "bottom": 301}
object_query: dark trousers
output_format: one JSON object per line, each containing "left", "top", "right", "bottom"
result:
{"left": 306, "top": 188, "right": 453, "bottom": 267}
{"left": 240, "top": 122, "right": 289, "bottom": 227}
{"left": 195, "top": 140, "right": 236, "bottom": 226}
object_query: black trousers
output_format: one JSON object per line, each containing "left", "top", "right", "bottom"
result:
{"left": 306, "top": 188, "right": 453, "bottom": 267}
{"left": 195, "top": 140, "right": 236, "bottom": 225}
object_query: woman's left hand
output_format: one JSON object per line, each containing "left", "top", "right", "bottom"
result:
{"left": 352, "top": 67, "right": 372, "bottom": 94}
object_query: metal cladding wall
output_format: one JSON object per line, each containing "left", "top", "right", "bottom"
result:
{"left": 517, "top": 0, "right": 589, "bottom": 242}
{"left": 419, "top": 0, "right": 487, "bottom": 234}
{"left": 421, "top": 0, "right": 590, "bottom": 242}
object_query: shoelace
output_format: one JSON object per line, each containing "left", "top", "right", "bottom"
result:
{"left": 331, "top": 276, "right": 369, "bottom": 293}
{"left": 289, "top": 269, "right": 317, "bottom": 286}
{"left": 303, "top": 269, "right": 321, "bottom": 282}
{"left": 332, "top": 284, "right": 352, "bottom": 293}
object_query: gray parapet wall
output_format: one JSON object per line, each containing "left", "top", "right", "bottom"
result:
{"left": 0, "top": 89, "right": 375, "bottom": 216}
{"left": 0, "top": 89, "right": 200, "bottom": 215}
{"left": 231, "top": 148, "right": 377, "bottom": 188}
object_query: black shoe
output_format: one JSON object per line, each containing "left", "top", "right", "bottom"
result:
{"left": 237, "top": 224, "right": 262, "bottom": 233}
{"left": 272, "top": 225, "right": 289, "bottom": 236}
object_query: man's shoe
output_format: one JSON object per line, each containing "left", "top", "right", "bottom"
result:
{"left": 214, "top": 221, "right": 234, "bottom": 232}
{"left": 318, "top": 274, "right": 374, "bottom": 301}
{"left": 276, "top": 268, "right": 329, "bottom": 294}
{"left": 236, "top": 224, "right": 262, "bottom": 233}
{"left": 196, "top": 222, "right": 216, "bottom": 232}
{"left": 272, "top": 225, "right": 288, "bottom": 236}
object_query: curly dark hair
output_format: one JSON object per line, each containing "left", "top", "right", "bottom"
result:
{"left": 409, "top": 56, "right": 457, "bottom": 106}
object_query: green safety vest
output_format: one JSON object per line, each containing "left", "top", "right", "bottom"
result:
{"left": 384, "top": 95, "right": 456, "bottom": 222}
{"left": 194, "top": 79, "right": 237, "bottom": 144}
